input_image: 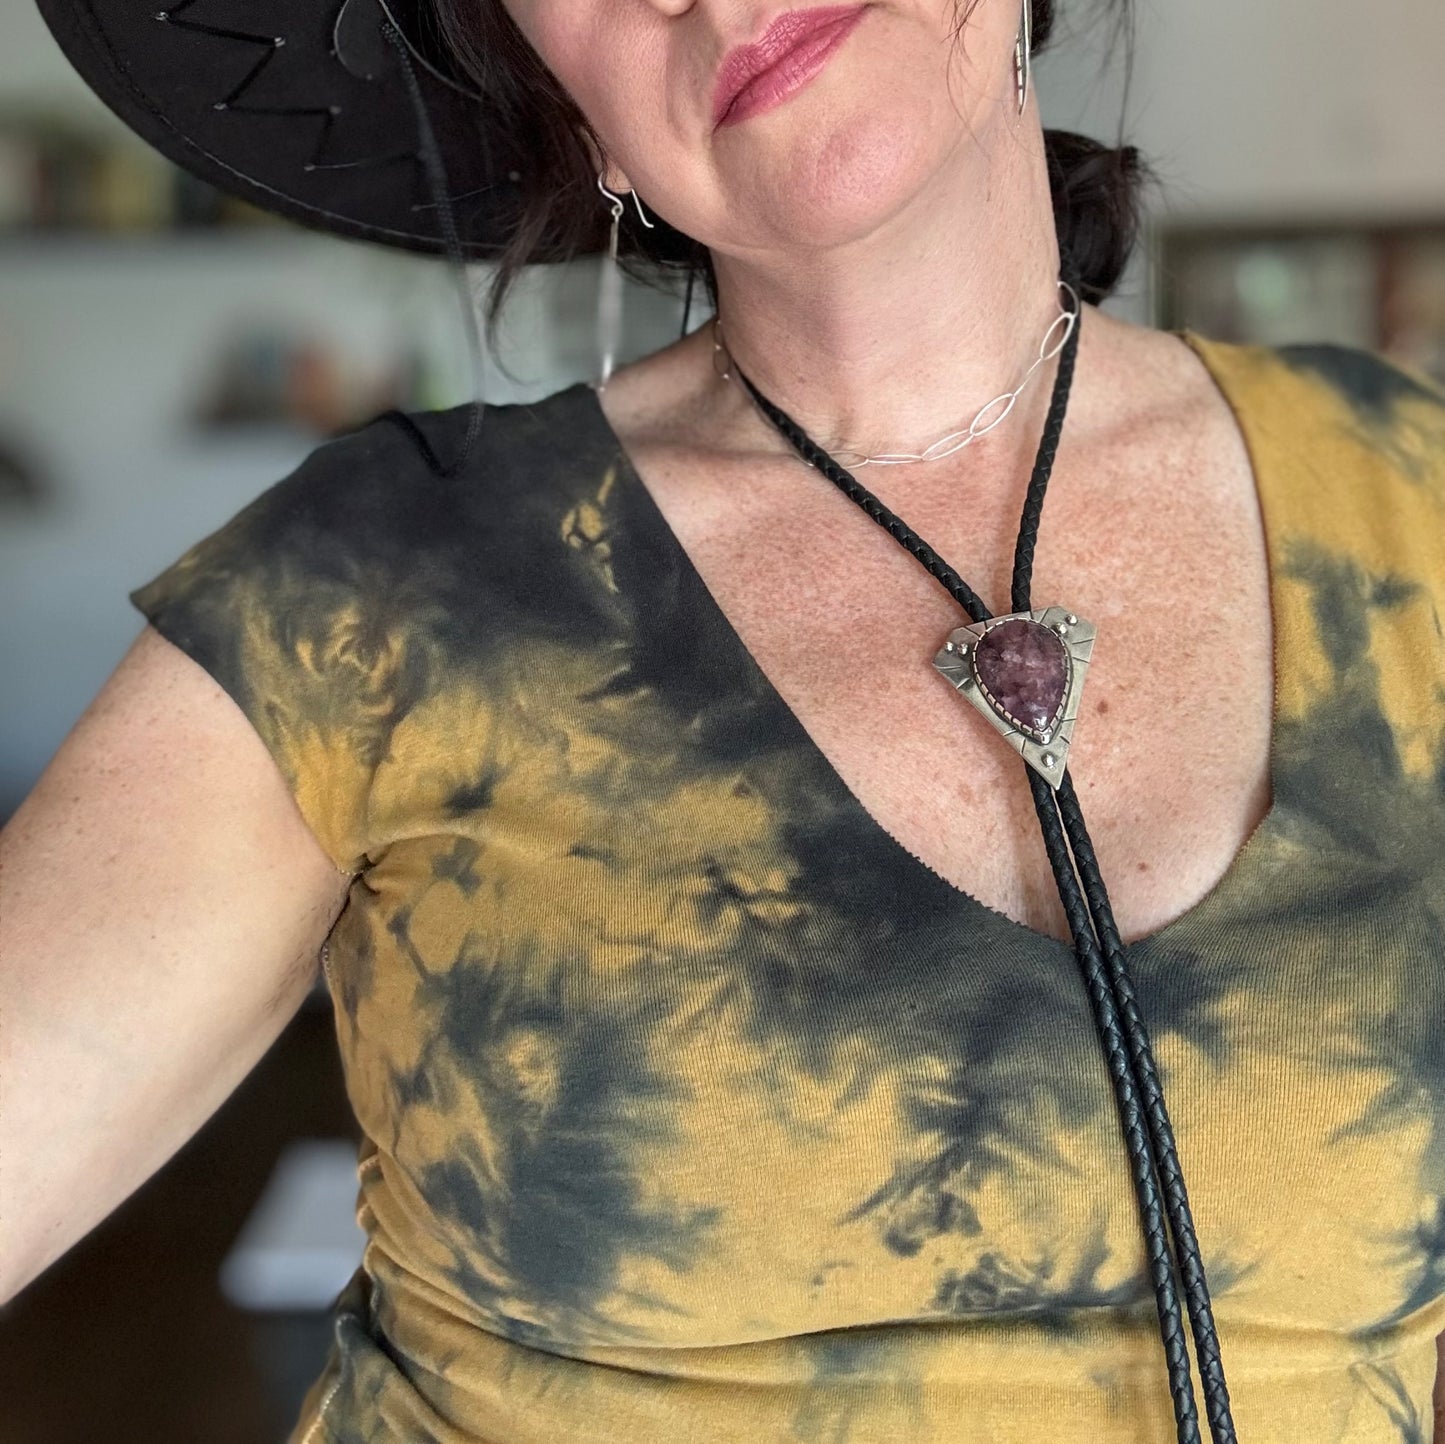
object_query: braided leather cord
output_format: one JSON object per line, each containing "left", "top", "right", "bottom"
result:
{"left": 735, "top": 278, "right": 1236, "bottom": 1442}
{"left": 1012, "top": 295, "right": 1236, "bottom": 1443}
{"left": 1056, "top": 773, "right": 1237, "bottom": 1440}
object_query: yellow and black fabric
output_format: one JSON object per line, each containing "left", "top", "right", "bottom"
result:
{"left": 129, "top": 333, "right": 1445, "bottom": 1443}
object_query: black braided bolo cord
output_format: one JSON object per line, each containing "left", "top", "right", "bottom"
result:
{"left": 733, "top": 279, "right": 1237, "bottom": 1444}
{"left": 1009, "top": 300, "right": 1236, "bottom": 1443}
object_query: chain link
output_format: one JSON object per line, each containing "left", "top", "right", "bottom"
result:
{"left": 711, "top": 278, "right": 1079, "bottom": 467}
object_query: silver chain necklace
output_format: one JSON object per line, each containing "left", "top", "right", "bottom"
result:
{"left": 710, "top": 277, "right": 1079, "bottom": 467}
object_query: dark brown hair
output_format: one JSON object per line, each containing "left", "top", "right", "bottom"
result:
{"left": 431, "top": 0, "right": 1155, "bottom": 351}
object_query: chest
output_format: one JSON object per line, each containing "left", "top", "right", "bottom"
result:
{"left": 616, "top": 408, "right": 1276, "bottom": 946}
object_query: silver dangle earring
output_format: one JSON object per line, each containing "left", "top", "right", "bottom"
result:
{"left": 1014, "top": 0, "right": 1032, "bottom": 116}
{"left": 595, "top": 174, "right": 655, "bottom": 389}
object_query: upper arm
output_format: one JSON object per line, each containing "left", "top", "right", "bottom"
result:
{"left": 0, "top": 623, "right": 352, "bottom": 1304}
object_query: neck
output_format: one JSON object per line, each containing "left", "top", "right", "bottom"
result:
{"left": 704, "top": 115, "right": 1066, "bottom": 478}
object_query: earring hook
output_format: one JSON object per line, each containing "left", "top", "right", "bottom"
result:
{"left": 597, "top": 174, "right": 656, "bottom": 230}
{"left": 597, "top": 173, "right": 624, "bottom": 222}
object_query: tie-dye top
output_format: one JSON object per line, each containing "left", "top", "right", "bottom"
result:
{"left": 128, "top": 331, "right": 1445, "bottom": 1444}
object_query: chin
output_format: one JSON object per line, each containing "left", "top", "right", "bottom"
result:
{"left": 723, "top": 11, "right": 981, "bottom": 248}
{"left": 753, "top": 96, "right": 961, "bottom": 248}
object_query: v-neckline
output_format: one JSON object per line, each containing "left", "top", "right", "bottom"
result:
{"left": 574, "top": 328, "right": 1285, "bottom": 957}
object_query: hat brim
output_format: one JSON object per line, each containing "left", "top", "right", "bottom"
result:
{"left": 34, "top": 0, "right": 545, "bottom": 261}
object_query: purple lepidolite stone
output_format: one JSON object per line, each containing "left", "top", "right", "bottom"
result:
{"left": 971, "top": 618, "right": 1068, "bottom": 737}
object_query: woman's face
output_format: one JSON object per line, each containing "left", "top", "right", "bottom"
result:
{"left": 496, "top": 0, "right": 1021, "bottom": 261}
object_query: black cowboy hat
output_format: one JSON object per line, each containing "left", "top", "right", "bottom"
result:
{"left": 34, "top": 0, "right": 555, "bottom": 262}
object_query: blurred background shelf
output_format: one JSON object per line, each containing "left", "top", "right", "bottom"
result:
{"left": 0, "top": 207, "right": 690, "bottom": 824}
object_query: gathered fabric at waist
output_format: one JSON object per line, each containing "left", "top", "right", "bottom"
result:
{"left": 289, "top": 1261, "right": 1445, "bottom": 1444}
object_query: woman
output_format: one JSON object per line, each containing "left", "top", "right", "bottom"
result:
{"left": 5, "top": 0, "right": 1445, "bottom": 1439}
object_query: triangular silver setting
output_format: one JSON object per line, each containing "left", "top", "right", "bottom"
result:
{"left": 931, "top": 606, "right": 1096, "bottom": 790}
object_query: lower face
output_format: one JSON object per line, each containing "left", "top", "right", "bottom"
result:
{"left": 499, "top": 0, "right": 1016, "bottom": 257}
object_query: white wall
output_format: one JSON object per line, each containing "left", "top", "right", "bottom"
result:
{"left": 0, "top": 1, "right": 105, "bottom": 106}
{"left": 1034, "top": 0, "right": 1445, "bottom": 216}
{"left": 1031, "top": 0, "right": 1445, "bottom": 324}
{"left": 1136, "top": 0, "right": 1445, "bottom": 218}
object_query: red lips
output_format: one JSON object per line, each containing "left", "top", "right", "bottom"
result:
{"left": 713, "top": 5, "right": 867, "bottom": 128}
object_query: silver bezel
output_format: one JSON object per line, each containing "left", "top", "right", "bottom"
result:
{"left": 932, "top": 606, "right": 1096, "bottom": 789}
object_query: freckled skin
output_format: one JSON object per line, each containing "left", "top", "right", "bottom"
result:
{"left": 131, "top": 344, "right": 1445, "bottom": 1441}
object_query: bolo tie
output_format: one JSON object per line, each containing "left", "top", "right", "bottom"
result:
{"left": 718, "top": 274, "right": 1238, "bottom": 1444}
{"left": 374, "top": 16, "right": 1237, "bottom": 1437}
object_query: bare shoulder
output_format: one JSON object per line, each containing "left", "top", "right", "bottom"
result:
{"left": 1069, "top": 306, "right": 1258, "bottom": 506}
{"left": 594, "top": 324, "right": 723, "bottom": 452}
{"left": 1074, "top": 307, "right": 1237, "bottom": 432}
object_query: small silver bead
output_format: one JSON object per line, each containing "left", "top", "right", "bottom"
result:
{"left": 1052, "top": 621, "right": 1069, "bottom": 635}
{"left": 1065, "top": 613, "right": 1077, "bottom": 625}
{"left": 943, "top": 640, "right": 956, "bottom": 652}
{"left": 1040, "top": 752, "right": 1057, "bottom": 768}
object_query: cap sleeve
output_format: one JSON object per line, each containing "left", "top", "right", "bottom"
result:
{"left": 127, "top": 410, "right": 464, "bottom": 876}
